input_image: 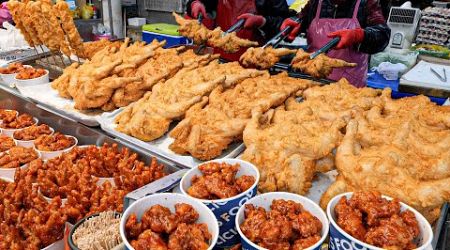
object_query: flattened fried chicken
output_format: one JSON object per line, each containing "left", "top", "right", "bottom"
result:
{"left": 291, "top": 49, "right": 356, "bottom": 79}
{"left": 239, "top": 47, "right": 297, "bottom": 70}
{"left": 169, "top": 72, "right": 312, "bottom": 160}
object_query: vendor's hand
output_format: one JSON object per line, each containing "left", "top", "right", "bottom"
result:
{"left": 190, "top": 0, "right": 206, "bottom": 19}
{"left": 237, "top": 13, "right": 266, "bottom": 29}
{"left": 328, "top": 28, "right": 365, "bottom": 49}
{"left": 280, "top": 17, "right": 301, "bottom": 42}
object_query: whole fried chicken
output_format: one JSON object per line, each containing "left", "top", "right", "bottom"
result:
{"left": 291, "top": 49, "right": 356, "bottom": 79}
{"left": 169, "top": 72, "right": 312, "bottom": 160}
{"left": 115, "top": 61, "right": 263, "bottom": 142}
{"left": 239, "top": 47, "right": 297, "bottom": 70}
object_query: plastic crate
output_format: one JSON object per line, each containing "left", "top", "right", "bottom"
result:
{"left": 142, "top": 31, "right": 189, "bottom": 48}
{"left": 144, "top": 0, "right": 183, "bottom": 12}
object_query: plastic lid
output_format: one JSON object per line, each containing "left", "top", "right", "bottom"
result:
{"left": 142, "top": 23, "right": 180, "bottom": 36}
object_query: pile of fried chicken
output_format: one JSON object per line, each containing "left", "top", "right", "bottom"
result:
{"left": 0, "top": 143, "right": 167, "bottom": 249}
{"left": 8, "top": 0, "right": 86, "bottom": 58}
{"left": 240, "top": 79, "right": 450, "bottom": 224}
{"left": 51, "top": 39, "right": 223, "bottom": 111}
{"left": 174, "top": 12, "right": 258, "bottom": 53}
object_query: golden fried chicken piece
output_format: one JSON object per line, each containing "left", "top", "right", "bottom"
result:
{"left": 54, "top": 0, "right": 85, "bottom": 58}
{"left": 0, "top": 136, "right": 15, "bottom": 153}
{"left": 242, "top": 105, "right": 346, "bottom": 195}
{"left": 13, "top": 124, "right": 53, "bottom": 141}
{"left": 39, "top": 0, "right": 71, "bottom": 56}
{"left": 131, "top": 229, "right": 168, "bottom": 250}
{"left": 239, "top": 47, "right": 297, "bottom": 70}
{"left": 83, "top": 39, "right": 123, "bottom": 59}
{"left": 0, "top": 146, "right": 39, "bottom": 168}
{"left": 6, "top": 0, "right": 35, "bottom": 46}
{"left": 168, "top": 223, "right": 211, "bottom": 250}
{"left": 51, "top": 63, "right": 79, "bottom": 98}
{"left": 115, "top": 61, "right": 262, "bottom": 141}
{"left": 291, "top": 49, "right": 356, "bottom": 79}
{"left": 173, "top": 12, "right": 210, "bottom": 44}
{"left": 169, "top": 72, "right": 312, "bottom": 160}
{"left": 207, "top": 27, "right": 258, "bottom": 53}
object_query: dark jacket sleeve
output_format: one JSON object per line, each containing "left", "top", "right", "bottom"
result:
{"left": 256, "top": 0, "right": 295, "bottom": 38}
{"left": 186, "top": 0, "right": 218, "bottom": 18}
{"left": 358, "top": 0, "right": 390, "bottom": 54}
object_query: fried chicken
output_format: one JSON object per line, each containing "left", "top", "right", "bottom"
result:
{"left": 83, "top": 39, "right": 123, "bottom": 59}
{"left": 6, "top": 1, "right": 35, "bottom": 46}
{"left": 0, "top": 136, "right": 15, "bottom": 153}
{"left": 54, "top": 0, "right": 85, "bottom": 57}
{"left": 291, "top": 49, "right": 356, "bottom": 79}
{"left": 51, "top": 62, "right": 79, "bottom": 98}
{"left": 174, "top": 13, "right": 258, "bottom": 53}
{"left": 13, "top": 124, "right": 53, "bottom": 141}
{"left": 34, "top": 133, "right": 76, "bottom": 151}
{"left": 169, "top": 72, "right": 312, "bottom": 160}
{"left": 0, "top": 113, "right": 35, "bottom": 129}
{"left": 239, "top": 47, "right": 297, "bottom": 70}
{"left": 207, "top": 28, "right": 258, "bottom": 53}
{"left": 0, "top": 146, "right": 39, "bottom": 168}
{"left": 115, "top": 61, "right": 263, "bottom": 142}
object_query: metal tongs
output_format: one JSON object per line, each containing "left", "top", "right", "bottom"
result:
{"left": 263, "top": 17, "right": 301, "bottom": 48}
{"left": 309, "top": 37, "right": 340, "bottom": 59}
{"left": 222, "top": 19, "right": 245, "bottom": 36}
{"left": 430, "top": 66, "right": 447, "bottom": 82}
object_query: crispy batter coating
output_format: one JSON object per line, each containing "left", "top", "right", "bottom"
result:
{"left": 240, "top": 199, "right": 322, "bottom": 250}
{"left": 34, "top": 133, "right": 75, "bottom": 151}
{"left": 335, "top": 191, "right": 420, "bottom": 249}
{"left": 13, "top": 124, "right": 53, "bottom": 141}
{"left": 239, "top": 47, "right": 296, "bottom": 70}
{"left": 0, "top": 109, "right": 18, "bottom": 123}
{"left": 291, "top": 49, "right": 356, "bottom": 79}
{"left": 126, "top": 203, "right": 211, "bottom": 250}
{"left": 15, "top": 67, "right": 47, "bottom": 80}
{"left": 187, "top": 162, "right": 255, "bottom": 200}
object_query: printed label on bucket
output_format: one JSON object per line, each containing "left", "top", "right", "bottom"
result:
{"left": 329, "top": 223, "right": 368, "bottom": 250}
{"left": 207, "top": 185, "right": 257, "bottom": 248}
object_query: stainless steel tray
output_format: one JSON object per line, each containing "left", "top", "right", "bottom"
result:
{"left": 97, "top": 108, "right": 245, "bottom": 169}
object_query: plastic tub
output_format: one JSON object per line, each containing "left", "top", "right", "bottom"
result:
{"left": 236, "top": 192, "right": 329, "bottom": 250}
{"left": 35, "top": 135, "right": 78, "bottom": 160}
{"left": 14, "top": 69, "right": 49, "bottom": 88}
{"left": 0, "top": 117, "right": 38, "bottom": 137}
{"left": 120, "top": 193, "right": 219, "bottom": 250}
{"left": 0, "top": 65, "right": 32, "bottom": 85}
{"left": 180, "top": 159, "right": 260, "bottom": 247}
{"left": 327, "top": 192, "right": 433, "bottom": 250}
{"left": 13, "top": 127, "right": 54, "bottom": 148}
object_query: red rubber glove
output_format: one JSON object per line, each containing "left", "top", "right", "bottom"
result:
{"left": 237, "top": 13, "right": 266, "bottom": 29}
{"left": 190, "top": 0, "right": 206, "bottom": 19}
{"left": 328, "top": 28, "right": 365, "bottom": 49}
{"left": 280, "top": 18, "right": 301, "bottom": 41}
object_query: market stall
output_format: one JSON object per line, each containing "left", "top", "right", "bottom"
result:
{"left": 0, "top": 0, "right": 449, "bottom": 249}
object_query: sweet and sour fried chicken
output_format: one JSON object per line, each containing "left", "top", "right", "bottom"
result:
{"left": 335, "top": 191, "right": 420, "bottom": 250}
{"left": 126, "top": 203, "right": 210, "bottom": 250}
{"left": 0, "top": 146, "right": 39, "bottom": 168}
{"left": 13, "top": 124, "right": 53, "bottom": 141}
{"left": 240, "top": 199, "right": 322, "bottom": 250}
{"left": 187, "top": 162, "right": 255, "bottom": 200}
{"left": 0, "top": 113, "right": 34, "bottom": 129}
{"left": 0, "top": 136, "right": 15, "bottom": 152}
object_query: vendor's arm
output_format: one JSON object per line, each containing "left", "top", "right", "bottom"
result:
{"left": 357, "top": 0, "right": 390, "bottom": 54}
{"left": 186, "top": 0, "right": 218, "bottom": 18}
{"left": 256, "top": 0, "right": 295, "bottom": 38}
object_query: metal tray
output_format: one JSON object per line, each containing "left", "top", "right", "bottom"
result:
{"left": 14, "top": 83, "right": 101, "bottom": 127}
{"left": 97, "top": 108, "right": 245, "bottom": 169}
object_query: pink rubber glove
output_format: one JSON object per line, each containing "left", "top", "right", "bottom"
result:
{"left": 190, "top": 0, "right": 207, "bottom": 19}
{"left": 237, "top": 13, "right": 266, "bottom": 29}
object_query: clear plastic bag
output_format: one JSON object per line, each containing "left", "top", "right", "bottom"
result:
{"left": 370, "top": 51, "right": 418, "bottom": 70}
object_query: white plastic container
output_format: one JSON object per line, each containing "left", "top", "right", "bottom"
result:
{"left": 120, "top": 193, "right": 219, "bottom": 250}
{"left": 13, "top": 127, "right": 54, "bottom": 148}
{"left": 327, "top": 192, "right": 433, "bottom": 250}
{"left": 236, "top": 192, "right": 329, "bottom": 250}
{"left": 0, "top": 65, "right": 32, "bottom": 86}
{"left": 35, "top": 135, "right": 78, "bottom": 160}
{"left": 14, "top": 69, "right": 49, "bottom": 88}
{"left": 180, "top": 159, "right": 260, "bottom": 247}
{"left": 0, "top": 117, "right": 38, "bottom": 137}
{"left": 128, "top": 17, "right": 146, "bottom": 26}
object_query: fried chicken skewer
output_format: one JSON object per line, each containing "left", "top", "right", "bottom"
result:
{"left": 291, "top": 49, "right": 356, "bottom": 79}
{"left": 54, "top": 0, "right": 85, "bottom": 58}
{"left": 6, "top": 0, "right": 35, "bottom": 47}
{"left": 239, "top": 47, "right": 297, "bottom": 70}
{"left": 40, "top": 0, "right": 71, "bottom": 57}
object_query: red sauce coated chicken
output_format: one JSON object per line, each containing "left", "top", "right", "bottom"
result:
{"left": 15, "top": 67, "right": 47, "bottom": 80}
{"left": 35, "top": 132, "right": 76, "bottom": 151}
{"left": 0, "top": 113, "right": 34, "bottom": 129}
{"left": 240, "top": 199, "right": 322, "bottom": 250}
{"left": 125, "top": 203, "right": 211, "bottom": 250}
{"left": 188, "top": 162, "right": 255, "bottom": 199}
{"left": 13, "top": 124, "right": 53, "bottom": 141}
{"left": 335, "top": 191, "right": 420, "bottom": 249}
{"left": 0, "top": 135, "right": 15, "bottom": 152}
{"left": 0, "top": 109, "right": 18, "bottom": 123}
{"left": 0, "top": 146, "right": 39, "bottom": 168}
{"left": 0, "top": 63, "right": 25, "bottom": 74}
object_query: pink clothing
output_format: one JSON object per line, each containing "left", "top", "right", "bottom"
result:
{"left": 0, "top": 2, "right": 12, "bottom": 27}
{"left": 307, "top": 0, "right": 368, "bottom": 87}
